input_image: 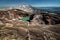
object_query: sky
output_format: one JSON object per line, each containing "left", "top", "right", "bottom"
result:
{"left": 0, "top": 0, "right": 60, "bottom": 8}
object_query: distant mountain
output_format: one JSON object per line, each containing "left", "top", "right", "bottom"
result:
{"left": 36, "top": 7, "right": 60, "bottom": 14}
{"left": 17, "top": 4, "right": 35, "bottom": 13}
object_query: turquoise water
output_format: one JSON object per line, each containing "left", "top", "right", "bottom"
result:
{"left": 21, "top": 17, "right": 29, "bottom": 21}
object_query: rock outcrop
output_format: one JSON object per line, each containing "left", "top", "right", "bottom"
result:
{"left": 29, "top": 13, "right": 60, "bottom": 25}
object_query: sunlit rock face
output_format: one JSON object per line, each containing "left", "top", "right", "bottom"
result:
{"left": 18, "top": 4, "right": 34, "bottom": 13}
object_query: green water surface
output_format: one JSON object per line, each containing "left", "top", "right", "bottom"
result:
{"left": 21, "top": 17, "right": 29, "bottom": 21}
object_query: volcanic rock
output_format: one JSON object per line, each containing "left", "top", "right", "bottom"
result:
{"left": 29, "top": 13, "right": 60, "bottom": 25}
{"left": 0, "top": 5, "right": 60, "bottom": 40}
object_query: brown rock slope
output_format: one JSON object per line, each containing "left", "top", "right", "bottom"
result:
{"left": 29, "top": 13, "right": 60, "bottom": 25}
{"left": 0, "top": 19, "right": 60, "bottom": 40}
{"left": 0, "top": 10, "right": 60, "bottom": 40}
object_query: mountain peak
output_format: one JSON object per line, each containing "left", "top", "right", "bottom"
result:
{"left": 17, "top": 4, "right": 34, "bottom": 13}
